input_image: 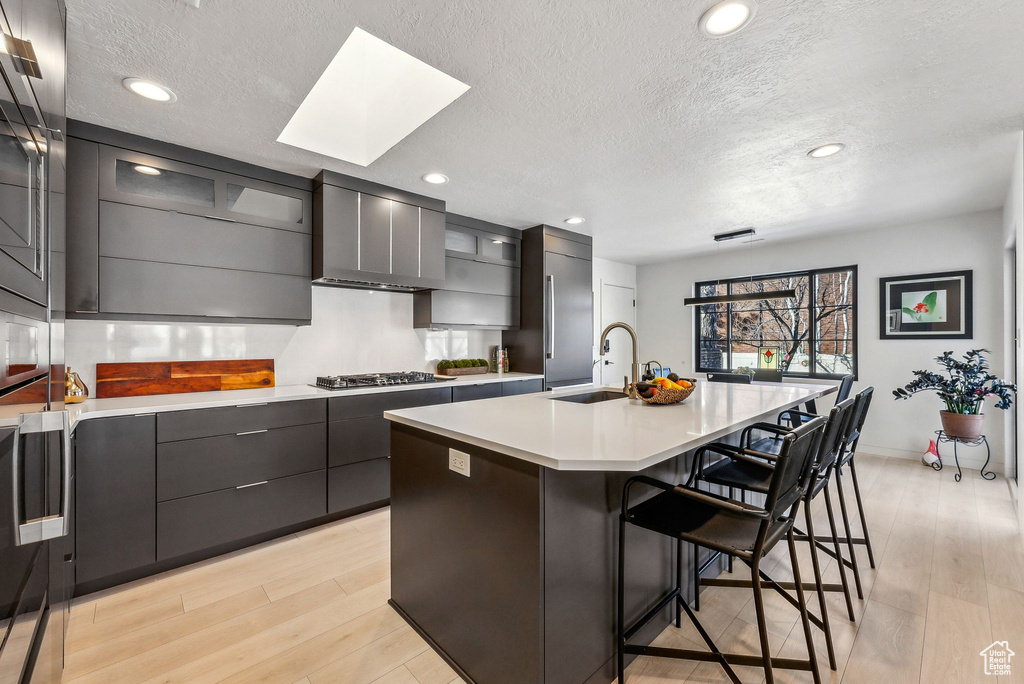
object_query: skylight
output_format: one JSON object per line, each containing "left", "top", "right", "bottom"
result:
{"left": 277, "top": 27, "right": 470, "bottom": 167}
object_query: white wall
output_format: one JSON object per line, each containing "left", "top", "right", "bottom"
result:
{"left": 637, "top": 209, "right": 1009, "bottom": 470}
{"left": 592, "top": 257, "right": 638, "bottom": 384}
{"left": 1004, "top": 132, "right": 1024, "bottom": 485}
{"left": 66, "top": 286, "right": 500, "bottom": 390}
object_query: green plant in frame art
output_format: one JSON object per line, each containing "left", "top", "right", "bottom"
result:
{"left": 901, "top": 290, "right": 946, "bottom": 323}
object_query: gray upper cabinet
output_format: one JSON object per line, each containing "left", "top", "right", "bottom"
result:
{"left": 66, "top": 123, "right": 314, "bottom": 324}
{"left": 313, "top": 170, "right": 445, "bottom": 291}
{"left": 98, "top": 145, "right": 311, "bottom": 233}
{"left": 414, "top": 214, "right": 522, "bottom": 330}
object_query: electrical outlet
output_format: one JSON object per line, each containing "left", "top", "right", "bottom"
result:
{"left": 449, "top": 449, "right": 470, "bottom": 477}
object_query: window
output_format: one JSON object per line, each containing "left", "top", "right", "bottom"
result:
{"left": 694, "top": 266, "right": 857, "bottom": 380}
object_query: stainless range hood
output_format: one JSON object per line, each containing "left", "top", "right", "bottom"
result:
{"left": 313, "top": 277, "right": 427, "bottom": 292}
{"left": 313, "top": 170, "right": 446, "bottom": 293}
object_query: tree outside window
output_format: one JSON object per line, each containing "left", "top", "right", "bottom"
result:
{"left": 695, "top": 267, "right": 857, "bottom": 380}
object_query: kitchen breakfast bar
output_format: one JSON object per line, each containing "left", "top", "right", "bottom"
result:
{"left": 384, "top": 381, "right": 835, "bottom": 684}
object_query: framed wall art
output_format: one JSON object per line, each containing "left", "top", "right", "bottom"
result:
{"left": 879, "top": 270, "right": 973, "bottom": 339}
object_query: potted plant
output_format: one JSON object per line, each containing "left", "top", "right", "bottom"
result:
{"left": 893, "top": 349, "right": 1016, "bottom": 439}
{"left": 436, "top": 358, "right": 491, "bottom": 377}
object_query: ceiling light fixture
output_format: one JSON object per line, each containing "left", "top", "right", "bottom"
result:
{"left": 122, "top": 77, "right": 177, "bottom": 102}
{"left": 807, "top": 143, "right": 845, "bottom": 158}
{"left": 699, "top": 0, "right": 757, "bottom": 37}
{"left": 564, "top": 217, "right": 586, "bottom": 225}
{"left": 133, "top": 165, "right": 162, "bottom": 176}
{"left": 422, "top": 173, "right": 448, "bottom": 184}
{"left": 684, "top": 227, "right": 795, "bottom": 306}
{"left": 714, "top": 227, "right": 756, "bottom": 242}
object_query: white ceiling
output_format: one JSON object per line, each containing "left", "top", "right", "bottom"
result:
{"left": 66, "top": 0, "right": 1024, "bottom": 264}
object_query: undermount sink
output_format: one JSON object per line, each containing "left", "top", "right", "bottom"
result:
{"left": 551, "top": 390, "right": 629, "bottom": 405}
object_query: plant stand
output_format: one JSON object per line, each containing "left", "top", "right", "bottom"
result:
{"left": 933, "top": 430, "right": 996, "bottom": 483}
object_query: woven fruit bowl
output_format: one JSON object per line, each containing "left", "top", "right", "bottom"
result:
{"left": 632, "top": 380, "right": 697, "bottom": 405}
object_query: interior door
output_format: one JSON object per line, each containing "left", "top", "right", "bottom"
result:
{"left": 600, "top": 283, "right": 636, "bottom": 386}
{"left": 545, "top": 252, "right": 593, "bottom": 386}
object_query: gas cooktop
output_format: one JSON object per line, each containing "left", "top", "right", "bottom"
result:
{"left": 312, "top": 371, "right": 441, "bottom": 391}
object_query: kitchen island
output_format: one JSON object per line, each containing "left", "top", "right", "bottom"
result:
{"left": 384, "top": 381, "right": 835, "bottom": 684}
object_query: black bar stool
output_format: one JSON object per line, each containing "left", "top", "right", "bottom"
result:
{"left": 832, "top": 388, "right": 877, "bottom": 570}
{"left": 617, "top": 417, "right": 826, "bottom": 684}
{"left": 686, "top": 398, "right": 857, "bottom": 671}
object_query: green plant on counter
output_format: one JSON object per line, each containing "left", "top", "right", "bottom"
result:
{"left": 436, "top": 358, "right": 491, "bottom": 372}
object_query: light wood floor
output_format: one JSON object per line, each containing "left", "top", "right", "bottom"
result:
{"left": 63, "top": 454, "right": 1022, "bottom": 684}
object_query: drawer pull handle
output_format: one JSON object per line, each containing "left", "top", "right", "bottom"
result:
{"left": 235, "top": 403, "right": 268, "bottom": 408}
{"left": 236, "top": 480, "right": 268, "bottom": 490}
{"left": 236, "top": 429, "right": 268, "bottom": 436}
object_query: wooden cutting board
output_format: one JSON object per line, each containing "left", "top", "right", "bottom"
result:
{"left": 96, "top": 359, "right": 275, "bottom": 398}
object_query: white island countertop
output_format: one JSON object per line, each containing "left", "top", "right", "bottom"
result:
{"left": 385, "top": 381, "right": 836, "bottom": 471}
{"left": 0, "top": 372, "right": 543, "bottom": 430}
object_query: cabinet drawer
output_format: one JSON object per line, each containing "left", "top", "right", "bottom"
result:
{"left": 329, "top": 416, "right": 388, "bottom": 467}
{"left": 157, "top": 399, "right": 326, "bottom": 442}
{"left": 502, "top": 379, "right": 544, "bottom": 396}
{"left": 328, "top": 460, "right": 390, "bottom": 515}
{"left": 328, "top": 387, "right": 451, "bottom": 421}
{"left": 452, "top": 383, "right": 502, "bottom": 402}
{"left": 158, "top": 423, "right": 326, "bottom": 501}
{"left": 157, "top": 470, "right": 326, "bottom": 561}
{"left": 100, "top": 202, "right": 312, "bottom": 277}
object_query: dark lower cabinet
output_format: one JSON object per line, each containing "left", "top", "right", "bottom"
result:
{"left": 502, "top": 378, "right": 544, "bottom": 396}
{"left": 328, "top": 460, "right": 390, "bottom": 515}
{"left": 452, "top": 382, "right": 502, "bottom": 402}
{"left": 329, "top": 416, "right": 388, "bottom": 467}
{"left": 157, "top": 470, "right": 326, "bottom": 561}
{"left": 157, "top": 423, "right": 326, "bottom": 501}
{"left": 74, "top": 415, "right": 156, "bottom": 587}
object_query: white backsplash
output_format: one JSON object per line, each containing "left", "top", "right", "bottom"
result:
{"left": 66, "top": 286, "right": 501, "bottom": 391}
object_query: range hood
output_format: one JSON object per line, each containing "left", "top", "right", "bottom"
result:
{"left": 313, "top": 277, "right": 427, "bottom": 292}
{"left": 313, "top": 170, "right": 446, "bottom": 293}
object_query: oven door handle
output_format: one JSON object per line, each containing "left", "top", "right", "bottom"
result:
{"left": 12, "top": 410, "right": 71, "bottom": 546}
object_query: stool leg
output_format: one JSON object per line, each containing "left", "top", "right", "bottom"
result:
{"left": 823, "top": 482, "right": 856, "bottom": 621}
{"left": 749, "top": 555, "right": 774, "bottom": 684}
{"left": 727, "top": 488, "right": 735, "bottom": 573}
{"left": 617, "top": 516, "right": 626, "bottom": 683}
{"left": 789, "top": 528, "right": 822, "bottom": 684}
{"left": 848, "top": 456, "right": 876, "bottom": 569}
{"left": 834, "top": 466, "right": 864, "bottom": 599}
{"left": 675, "top": 538, "right": 682, "bottom": 628}
{"left": 693, "top": 542, "right": 701, "bottom": 611}
{"left": 804, "top": 500, "right": 836, "bottom": 670}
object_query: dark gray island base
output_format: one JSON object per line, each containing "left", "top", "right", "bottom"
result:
{"left": 388, "top": 423, "right": 730, "bottom": 684}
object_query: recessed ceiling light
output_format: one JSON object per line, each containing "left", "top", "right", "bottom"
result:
{"left": 134, "top": 165, "right": 162, "bottom": 176}
{"left": 564, "top": 217, "right": 586, "bottom": 225}
{"left": 807, "top": 143, "right": 846, "bottom": 158}
{"left": 278, "top": 27, "right": 470, "bottom": 167}
{"left": 422, "top": 173, "right": 449, "bottom": 184}
{"left": 699, "top": 0, "right": 757, "bottom": 37}
{"left": 122, "top": 77, "right": 177, "bottom": 102}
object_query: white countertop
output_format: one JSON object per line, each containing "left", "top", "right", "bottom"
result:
{"left": 0, "top": 372, "right": 543, "bottom": 430}
{"left": 384, "top": 381, "right": 835, "bottom": 471}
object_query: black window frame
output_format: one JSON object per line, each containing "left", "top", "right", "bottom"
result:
{"left": 693, "top": 264, "right": 858, "bottom": 381}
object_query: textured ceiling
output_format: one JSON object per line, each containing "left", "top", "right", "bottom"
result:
{"left": 66, "top": 0, "right": 1024, "bottom": 264}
